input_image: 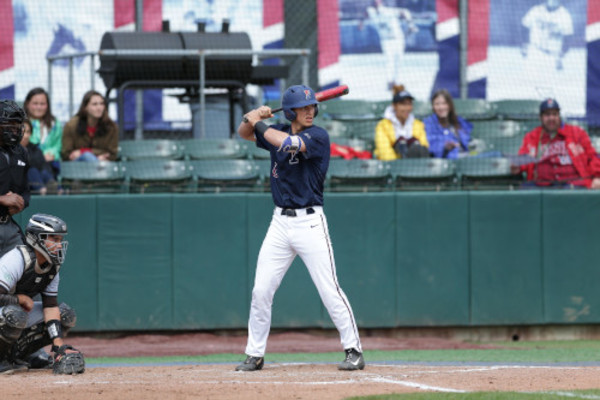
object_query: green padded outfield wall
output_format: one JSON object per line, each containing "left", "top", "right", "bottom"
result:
{"left": 19, "top": 191, "right": 600, "bottom": 332}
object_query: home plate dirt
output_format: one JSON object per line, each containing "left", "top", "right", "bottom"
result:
{"left": 2, "top": 332, "right": 599, "bottom": 400}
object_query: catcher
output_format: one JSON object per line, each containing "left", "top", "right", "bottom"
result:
{"left": 0, "top": 213, "right": 84, "bottom": 375}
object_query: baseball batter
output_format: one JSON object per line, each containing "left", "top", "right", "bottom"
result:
{"left": 235, "top": 85, "right": 364, "bottom": 372}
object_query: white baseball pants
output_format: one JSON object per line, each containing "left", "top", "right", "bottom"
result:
{"left": 245, "top": 206, "right": 362, "bottom": 357}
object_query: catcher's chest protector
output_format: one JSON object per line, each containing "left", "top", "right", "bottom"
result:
{"left": 14, "top": 246, "right": 58, "bottom": 298}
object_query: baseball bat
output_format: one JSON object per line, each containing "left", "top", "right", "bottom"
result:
{"left": 270, "top": 85, "right": 349, "bottom": 113}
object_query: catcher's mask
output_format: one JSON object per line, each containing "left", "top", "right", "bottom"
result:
{"left": 0, "top": 100, "right": 26, "bottom": 147}
{"left": 26, "top": 213, "right": 69, "bottom": 267}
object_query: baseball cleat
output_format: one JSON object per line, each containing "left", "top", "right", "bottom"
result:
{"left": 0, "top": 359, "right": 28, "bottom": 375}
{"left": 338, "top": 348, "right": 365, "bottom": 371}
{"left": 235, "top": 355, "right": 264, "bottom": 371}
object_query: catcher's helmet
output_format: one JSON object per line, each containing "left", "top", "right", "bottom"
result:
{"left": 0, "top": 100, "right": 26, "bottom": 147}
{"left": 281, "top": 85, "right": 319, "bottom": 122}
{"left": 26, "top": 214, "right": 69, "bottom": 267}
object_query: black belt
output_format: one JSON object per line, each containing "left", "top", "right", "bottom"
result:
{"left": 0, "top": 215, "right": 10, "bottom": 224}
{"left": 280, "top": 207, "right": 315, "bottom": 217}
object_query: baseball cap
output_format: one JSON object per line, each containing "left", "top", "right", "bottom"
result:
{"left": 392, "top": 90, "right": 415, "bottom": 103}
{"left": 540, "top": 98, "right": 560, "bottom": 113}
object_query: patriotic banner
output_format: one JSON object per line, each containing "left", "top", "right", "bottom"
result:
{"left": 431, "top": 0, "right": 460, "bottom": 98}
{"left": 586, "top": 0, "right": 600, "bottom": 125}
{"left": 115, "top": 0, "right": 164, "bottom": 130}
{"left": 0, "top": 0, "right": 15, "bottom": 100}
{"left": 317, "top": 0, "right": 340, "bottom": 90}
{"left": 467, "top": 0, "right": 489, "bottom": 98}
{"left": 261, "top": 0, "right": 284, "bottom": 102}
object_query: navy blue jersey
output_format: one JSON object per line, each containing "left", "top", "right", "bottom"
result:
{"left": 256, "top": 123, "right": 330, "bottom": 208}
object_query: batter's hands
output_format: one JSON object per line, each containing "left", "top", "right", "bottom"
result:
{"left": 17, "top": 294, "right": 34, "bottom": 312}
{"left": 0, "top": 191, "right": 25, "bottom": 214}
{"left": 591, "top": 177, "right": 600, "bottom": 190}
{"left": 243, "top": 106, "right": 273, "bottom": 126}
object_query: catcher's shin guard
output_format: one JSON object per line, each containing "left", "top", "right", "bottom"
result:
{"left": 0, "top": 305, "right": 27, "bottom": 355}
{"left": 11, "top": 303, "right": 77, "bottom": 360}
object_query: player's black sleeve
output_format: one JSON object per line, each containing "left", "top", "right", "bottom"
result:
{"left": 42, "top": 295, "right": 58, "bottom": 308}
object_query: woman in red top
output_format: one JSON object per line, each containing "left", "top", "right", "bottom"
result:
{"left": 60, "top": 90, "right": 119, "bottom": 162}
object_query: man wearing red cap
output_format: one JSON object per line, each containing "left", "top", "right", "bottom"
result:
{"left": 512, "top": 98, "right": 600, "bottom": 189}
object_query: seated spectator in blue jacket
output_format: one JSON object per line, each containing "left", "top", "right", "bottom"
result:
{"left": 424, "top": 89, "right": 473, "bottom": 159}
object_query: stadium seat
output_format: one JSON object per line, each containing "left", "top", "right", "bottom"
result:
{"left": 327, "top": 158, "right": 391, "bottom": 192}
{"left": 387, "top": 158, "right": 457, "bottom": 191}
{"left": 123, "top": 159, "right": 194, "bottom": 193}
{"left": 493, "top": 99, "right": 540, "bottom": 120}
{"left": 189, "top": 159, "right": 261, "bottom": 192}
{"left": 246, "top": 143, "right": 271, "bottom": 160}
{"left": 411, "top": 100, "right": 432, "bottom": 119}
{"left": 118, "top": 139, "right": 183, "bottom": 161}
{"left": 470, "top": 120, "right": 525, "bottom": 139}
{"left": 591, "top": 136, "right": 600, "bottom": 154}
{"left": 482, "top": 136, "right": 524, "bottom": 156}
{"left": 319, "top": 99, "right": 379, "bottom": 121}
{"left": 58, "top": 161, "right": 126, "bottom": 194}
{"left": 330, "top": 137, "right": 374, "bottom": 154}
{"left": 342, "top": 119, "right": 379, "bottom": 141}
{"left": 180, "top": 138, "right": 247, "bottom": 160}
{"left": 456, "top": 157, "right": 522, "bottom": 190}
{"left": 453, "top": 98, "right": 497, "bottom": 120}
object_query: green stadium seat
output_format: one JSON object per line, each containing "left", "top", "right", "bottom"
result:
{"left": 483, "top": 136, "right": 524, "bottom": 156}
{"left": 319, "top": 99, "right": 379, "bottom": 121}
{"left": 58, "top": 161, "right": 126, "bottom": 194}
{"left": 471, "top": 120, "right": 526, "bottom": 139}
{"left": 123, "top": 159, "right": 194, "bottom": 193}
{"left": 330, "top": 137, "right": 374, "bottom": 154}
{"left": 493, "top": 99, "right": 540, "bottom": 120}
{"left": 189, "top": 159, "right": 261, "bottom": 192}
{"left": 342, "top": 119, "right": 379, "bottom": 141}
{"left": 456, "top": 157, "right": 522, "bottom": 190}
{"left": 591, "top": 136, "right": 600, "bottom": 154}
{"left": 246, "top": 143, "right": 271, "bottom": 160}
{"left": 118, "top": 139, "right": 183, "bottom": 161}
{"left": 453, "top": 98, "right": 497, "bottom": 120}
{"left": 180, "top": 138, "right": 247, "bottom": 160}
{"left": 327, "top": 158, "right": 391, "bottom": 192}
{"left": 387, "top": 158, "right": 457, "bottom": 191}
{"left": 411, "top": 100, "right": 432, "bottom": 119}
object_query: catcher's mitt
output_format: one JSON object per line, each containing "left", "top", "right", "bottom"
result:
{"left": 52, "top": 344, "right": 85, "bottom": 375}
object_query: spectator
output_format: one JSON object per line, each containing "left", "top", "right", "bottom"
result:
{"left": 20, "top": 120, "right": 59, "bottom": 196}
{"left": 24, "top": 88, "right": 62, "bottom": 178}
{"left": 424, "top": 89, "right": 473, "bottom": 159}
{"left": 61, "top": 90, "right": 118, "bottom": 162}
{"left": 511, "top": 98, "right": 600, "bottom": 189}
{"left": 374, "top": 85, "right": 429, "bottom": 160}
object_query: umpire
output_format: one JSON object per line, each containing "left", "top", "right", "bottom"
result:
{"left": 0, "top": 99, "right": 55, "bottom": 369}
{"left": 0, "top": 99, "right": 29, "bottom": 257}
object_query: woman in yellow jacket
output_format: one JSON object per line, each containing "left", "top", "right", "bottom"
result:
{"left": 374, "top": 86, "right": 429, "bottom": 160}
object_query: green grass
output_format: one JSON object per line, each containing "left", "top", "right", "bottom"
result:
{"left": 87, "top": 340, "right": 600, "bottom": 365}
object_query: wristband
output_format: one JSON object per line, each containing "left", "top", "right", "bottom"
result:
{"left": 46, "top": 319, "right": 63, "bottom": 340}
{"left": 254, "top": 121, "right": 269, "bottom": 139}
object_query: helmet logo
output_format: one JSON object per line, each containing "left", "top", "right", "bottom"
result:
{"left": 304, "top": 90, "right": 312, "bottom": 100}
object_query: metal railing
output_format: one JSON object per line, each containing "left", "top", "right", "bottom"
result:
{"left": 47, "top": 48, "right": 311, "bottom": 138}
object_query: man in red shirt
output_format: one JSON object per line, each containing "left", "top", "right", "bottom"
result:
{"left": 512, "top": 98, "right": 600, "bottom": 189}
